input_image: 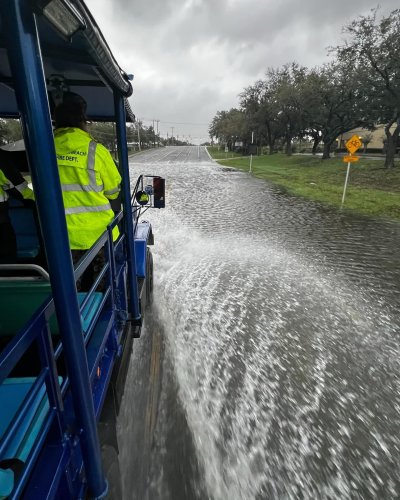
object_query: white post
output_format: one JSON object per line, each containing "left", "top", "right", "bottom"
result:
{"left": 249, "top": 131, "right": 254, "bottom": 173}
{"left": 341, "top": 161, "right": 351, "bottom": 206}
{"left": 137, "top": 121, "right": 141, "bottom": 151}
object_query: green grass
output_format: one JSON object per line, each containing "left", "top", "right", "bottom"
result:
{"left": 207, "top": 147, "right": 400, "bottom": 220}
{"left": 207, "top": 146, "right": 238, "bottom": 160}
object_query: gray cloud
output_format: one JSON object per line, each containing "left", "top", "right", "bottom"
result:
{"left": 86, "top": 0, "right": 399, "bottom": 143}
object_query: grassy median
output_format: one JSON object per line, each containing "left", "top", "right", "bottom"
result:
{"left": 207, "top": 147, "right": 400, "bottom": 220}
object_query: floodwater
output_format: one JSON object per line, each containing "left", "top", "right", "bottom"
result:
{"left": 119, "top": 146, "right": 400, "bottom": 500}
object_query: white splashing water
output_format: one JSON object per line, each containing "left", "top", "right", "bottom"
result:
{"left": 148, "top": 211, "right": 400, "bottom": 499}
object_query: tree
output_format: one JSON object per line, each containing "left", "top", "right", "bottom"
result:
{"left": 209, "top": 108, "right": 247, "bottom": 150}
{"left": 267, "top": 63, "right": 308, "bottom": 155}
{"left": 335, "top": 8, "right": 400, "bottom": 168}
{"left": 239, "top": 81, "right": 263, "bottom": 150}
{"left": 240, "top": 64, "right": 317, "bottom": 156}
{"left": 240, "top": 78, "right": 284, "bottom": 155}
{"left": 87, "top": 122, "right": 116, "bottom": 153}
{"left": 0, "top": 119, "right": 23, "bottom": 144}
{"left": 299, "top": 63, "right": 372, "bottom": 159}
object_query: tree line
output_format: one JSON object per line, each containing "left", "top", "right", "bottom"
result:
{"left": 209, "top": 8, "right": 400, "bottom": 168}
{"left": 0, "top": 118, "right": 189, "bottom": 156}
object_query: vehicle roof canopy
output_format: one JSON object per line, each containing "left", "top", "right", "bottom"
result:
{"left": 0, "top": 0, "right": 135, "bottom": 122}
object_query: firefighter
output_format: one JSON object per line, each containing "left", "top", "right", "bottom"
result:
{"left": 53, "top": 92, "right": 121, "bottom": 290}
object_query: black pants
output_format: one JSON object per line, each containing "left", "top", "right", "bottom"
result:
{"left": 0, "top": 216, "right": 17, "bottom": 264}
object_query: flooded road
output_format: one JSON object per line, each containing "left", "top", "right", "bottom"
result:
{"left": 120, "top": 146, "right": 400, "bottom": 499}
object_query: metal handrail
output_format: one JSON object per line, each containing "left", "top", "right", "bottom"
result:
{"left": 0, "top": 264, "right": 50, "bottom": 281}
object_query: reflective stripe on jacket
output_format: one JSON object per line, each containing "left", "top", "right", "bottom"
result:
{"left": 0, "top": 167, "right": 34, "bottom": 201}
{"left": 54, "top": 127, "right": 122, "bottom": 250}
{"left": 16, "top": 181, "right": 35, "bottom": 200}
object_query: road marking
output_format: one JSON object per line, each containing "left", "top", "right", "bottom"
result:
{"left": 144, "top": 331, "right": 162, "bottom": 451}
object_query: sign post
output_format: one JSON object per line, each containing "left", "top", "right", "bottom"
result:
{"left": 249, "top": 131, "right": 254, "bottom": 173}
{"left": 342, "top": 135, "right": 362, "bottom": 207}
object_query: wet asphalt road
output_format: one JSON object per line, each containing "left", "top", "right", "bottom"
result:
{"left": 118, "top": 146, "right": 400, "bottom": 500}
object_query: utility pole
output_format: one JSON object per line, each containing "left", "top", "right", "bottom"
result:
{"left": 171, "top": 127, "right": 174, "bottom": 145}
{"left": 249, "top": 131, "right": 254, "bottom": 173}
{"left": 156, "top": 119, "right": 160, "bottom": 147}
{"left": 136, "top": 119, "right": 141, "bottom": 151}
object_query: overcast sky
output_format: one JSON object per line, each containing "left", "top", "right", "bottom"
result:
{"left": 86, "top": 0, "right": 398, "bottom": 144}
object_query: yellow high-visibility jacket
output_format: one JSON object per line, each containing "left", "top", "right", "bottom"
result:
{"left": 0, "top": 167, "right": 34, "bottom": 202}
{"left": 0, "top": 170, "right": 7, "bottom": 203}
{"left": 54, "top": 127, "right": 121, "bottom": 250}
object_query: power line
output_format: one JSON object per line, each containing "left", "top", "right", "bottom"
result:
{"left": 140, "top": 118, "right": 209, "bottom": 126}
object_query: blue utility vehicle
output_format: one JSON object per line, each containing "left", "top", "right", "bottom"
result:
{"left": 0, "top": 1, "right": 164, "bottom": 498}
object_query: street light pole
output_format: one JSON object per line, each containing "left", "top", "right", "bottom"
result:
{"left": 136, "top": 119, "right": 141, "bottom": 151}
{"left": 249, "top": 130, "right": 254, "bottom": 173}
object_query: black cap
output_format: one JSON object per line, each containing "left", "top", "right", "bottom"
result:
{"left": 54, "top": 92, "right": 87, "bottom": 128}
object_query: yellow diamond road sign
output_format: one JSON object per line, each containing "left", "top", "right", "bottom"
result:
{"left": 346, "top": 135, "right": 362, "bottom": 154}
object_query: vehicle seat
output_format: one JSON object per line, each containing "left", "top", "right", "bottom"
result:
{"left": 0, "top": 264, "right": 104, "bottom": 337}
